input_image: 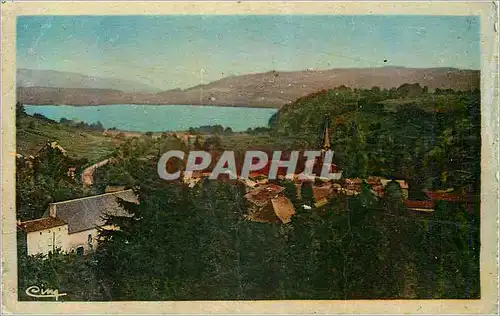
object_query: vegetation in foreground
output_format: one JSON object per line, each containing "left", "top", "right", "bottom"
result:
{"left": 17, "top": 84, "right": 481, "bottom": 300}
{"left": 18, "top": 156, "right": 480, "bottom": 300}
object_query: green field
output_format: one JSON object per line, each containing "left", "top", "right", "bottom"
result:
{"left": 16, "top": 114, "right": 122, "bottom": 162}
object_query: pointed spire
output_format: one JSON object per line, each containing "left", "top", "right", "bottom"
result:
{"left": 322, "top": 119, "right": 331, "bottom": 151}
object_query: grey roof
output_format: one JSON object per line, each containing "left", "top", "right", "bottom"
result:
{"left": 51, "top": 190, "right": 137, "bottom": 234}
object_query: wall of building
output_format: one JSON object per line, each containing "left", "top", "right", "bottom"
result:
{"left": 25, "top": 224, "right": 121, "bottom": 256}
{"left": 67, "top": 229, "right": 99, "bottom": 254}
{"left": 26, "top": 225, "right": 69, "bottom": 256}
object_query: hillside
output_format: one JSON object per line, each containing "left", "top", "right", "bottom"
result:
{"left": 269, "top": 86, "right": 481, "bottom": 192}
{"left": 17, "top": 68, "right": 161, "bottom": 93}
{"left": 16, "top": 111, "right": 121, "bottom": 162}
{"left": 17, "top": 67, "right": 479, "bottom": 108}
{"left": 17, "top": 87, "right": 162, "bottom": 106}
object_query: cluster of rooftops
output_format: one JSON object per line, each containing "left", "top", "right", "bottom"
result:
{"left": 17, "top": 129, "right": 478, "bottom": 254}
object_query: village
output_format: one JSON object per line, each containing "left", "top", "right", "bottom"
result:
{"left": 16, "top": 125, "right": 476, "bottom": 258}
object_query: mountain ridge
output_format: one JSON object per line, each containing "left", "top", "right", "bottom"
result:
{"left": 17, "top": 67, "right": 479, "bottom": 108}
{"left": 17, "top": 68, "right": 161, "bottom": 93}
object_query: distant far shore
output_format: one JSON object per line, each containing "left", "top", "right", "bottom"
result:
{"left": 17, "top": 67, "right": 479, "bottom": 109}
{"left": 23, "top": 102, "right": 280, "bottom": 109}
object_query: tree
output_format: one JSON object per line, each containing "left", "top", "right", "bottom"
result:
{"left": 16, "top": 145, "right": 87, "bottom": 220}
{"left": 203, "top": 135, "right": 222, "bottom": 151}
{"left": 396, "top": 83, "right": 423, "bottom": 98}
{"left": 16, "top": 102, "right": 26, "bottom": 118}
{"left": 193, "top": 135, "right": 203, "bottom": 150}
{"left": 354, "top": 181, "right": 378, "bottom": 210}
{"left": 280, "top": 180, "right": 299, "bottom": 208}
{"left": 382, "top": 180, "right": 404, "bottom": 215}
{"left": 300, "top": 181, "right": 315, "bottom": 207}
{"left": 18, "top": 249, "right": 105, "bottom": 301}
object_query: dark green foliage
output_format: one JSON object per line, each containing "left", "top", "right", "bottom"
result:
{"left": 16, "top": 144, "right": 88, "bottom": 220}
{"left": 280, "top": 179, "right": 299, "bottom": 207}
{"left": 16, "top": 102, "right": 26, "bottom": 117}
{"left": 59, "top": 118, "right": 107, "bottom": 131}
{"left": 271, "top": 88, "right": 480, "bottom": 191}
{"left": 246, "top": 126, "right": 272, "bottom": 135}
{"left": 382, "top": 180, "right": 404, "bottom": 215}
{"left": 188, "top": 124, "right": 233, "bottom": 135}
{"left": 90, "top": 151, "right": 479, "bottom": 300}
{"left": 300, "top": 181, "right": 315, "bottom": 207}
{"left": 203, "top": 135, "right": 223, "bottom": 151}
{"left": 19, "top": 180, "right": 479, "bottom": 301}
{"left": 18, "top": 250, "right": 106, "bottom": 301}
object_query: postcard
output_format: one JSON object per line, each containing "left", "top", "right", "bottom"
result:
{"left": 2, "top": 1, "right": 498, "bottom": 315}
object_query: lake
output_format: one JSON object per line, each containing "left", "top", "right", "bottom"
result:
{"left": 24, "top": 104, "right": 277, "bottom": 132}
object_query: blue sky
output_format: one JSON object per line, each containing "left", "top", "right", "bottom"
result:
{"left": 17, "top": 15, "right": 480, "bottom": 90}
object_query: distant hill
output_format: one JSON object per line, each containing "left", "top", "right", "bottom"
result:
{"left": 17, "top": 87, "right": 162, "bottom": 106}
{"left": 17, "top": 67, "right": 479, "bottom": 108}
{"left": 17, "top": 68, "right": 161, "bottom": 93}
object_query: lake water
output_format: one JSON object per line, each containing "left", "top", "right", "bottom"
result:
{"left": 25, "top": 104, "right": 277, "bottom": 132}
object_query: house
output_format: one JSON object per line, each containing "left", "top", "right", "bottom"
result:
{"left": 404, "top": 200, "right": 435, "bottom": 213}
{"left": 238, "top": 178, "right": 258, "bottom": 192}
{"left": 17, "top": 217, "right": 69, "bottom": 256}
{"left": 312, "top": 184, "right": 335, "bottom": 208}
{"left": 105, "top": 185, "right": 127, "bottom": 193}
{"left": 249, "top": 174, "right": 269, "bottom": 185}
{"left": 18, "top": 190, "right": 137, "bottom": 256}
{"left": 342, "top": 178, "right": 363, "bottom": 196}
{"left": 423, "top": 189, "right": 476, "bottom": 203}
{"left": 67, "top": 167, "right": 77, "bottom": 179}
{"left": 244, "top": 184, "right": 295, "bottom": 224}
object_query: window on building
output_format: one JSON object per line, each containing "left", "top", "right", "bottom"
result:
{"left": 76, "top": 246, "right": 84, "bottom": 256}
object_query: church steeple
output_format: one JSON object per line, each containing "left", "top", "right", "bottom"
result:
{"left": 321, "top": 120, "right": 331, "bottom": 152}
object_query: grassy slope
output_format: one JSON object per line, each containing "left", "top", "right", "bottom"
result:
{"left": 16, "top": 114, "right": 122, "bottom": 162}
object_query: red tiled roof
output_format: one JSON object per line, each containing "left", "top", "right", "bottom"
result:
{"left": 404, "top": 200, "right": 435, "bottom": 209}
{"left": 244, "top": 184, "right": 285, "bottom": 207}
{"left": 371, "top": 185, "right": 385, "bottom": 196}
{"left": 366, "top": 178, "right": 382, "bottom": 185}
{"left": 183, "top": 150, "right": 341, "bottom": 179}
{"left": 313, "top": 186, "right": 334, "bottom": 202}
{"left": 18, "top": 217, "right": 67, "bottom": 233}
{"left": 423, "top": 189, "right": 472, "bottom": 202}
{"left": 344, "top": 178, "right": 363, "bottom": 184}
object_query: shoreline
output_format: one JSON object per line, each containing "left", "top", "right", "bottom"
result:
{"left": 22, "top": 102, "right": 282, "bottom": 109}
